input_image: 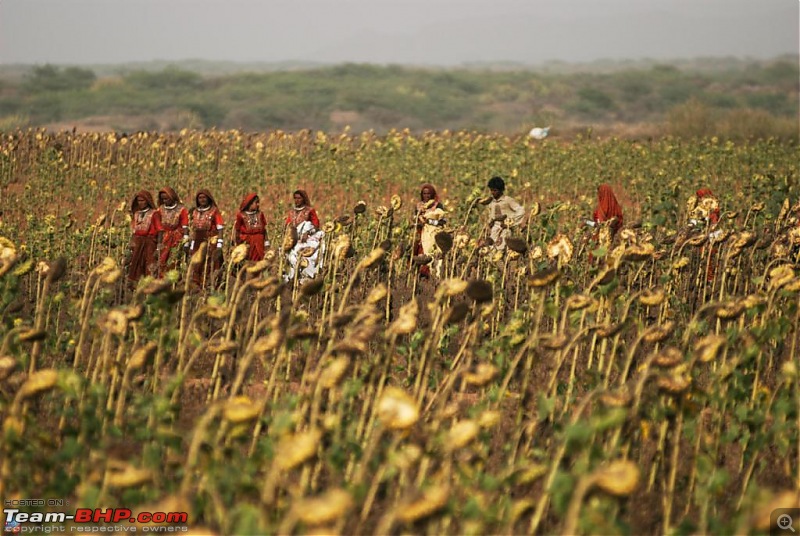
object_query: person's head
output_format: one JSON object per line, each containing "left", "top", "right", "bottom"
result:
{"left": 293, "top": 190, "right": 311, "bottom": 208}
{"left": 598, "top": 183, "right": 614, "bottom": 198}
{"left": 196, "top": 190, "right": 215, "bottom": 208}
{"left": 159, "top": 187, "right": 179, "bottom": 206}
{"left": 696, "top": 188, "right": 714, "bottom": 199}
{"left": 241, "top": 193, "right": 259, "bottom": 212}
{"left": 487, "top": 176, "right": 505, "bottom": 199}
{"left": 420, "top": 184, "right": 437, "bottom": 202}
{"left": 130, "top": 190, "right": 154, "bottom": 213}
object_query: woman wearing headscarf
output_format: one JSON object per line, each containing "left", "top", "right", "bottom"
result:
{"left": 587, "top": 184, "right": 623, "bottom": 263}
{"left": 188, "top": 189, "right": 224, "bottom": 288}
{"left": 592, "top": 184, "right": 624, "bottom": 235}
{"left": 284, "top": 189, "right": 324, "bottom": 284}
{"left": 413, "top": 183, "right": 446, "bottom": 278}
{"left": 286, "top": 189, "right": 320, "bottom": 229}
{"left": 156, "top": 186, "right": 189, "bottom": 277}
{"left": 690, "top": 188, "right": 721, "bottom": 226}
{"left": 127, "top": 190, "right": 162, "bottom": 284}
{"left": 688, "top": 188, "right": 722, "bottom": 281}
{"left": 234, "top": 193, "right": 268, "bottom": 262}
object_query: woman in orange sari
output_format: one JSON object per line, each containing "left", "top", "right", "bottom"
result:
{"left": 587, "top": 184, "right": 624, "bottom": 263}
{"left": 156, "top": 186, "right": 189, "bottom": 277}
{"left": 127, "top": 190, "right": 162, "bottom": 284}
{"left": 188, "top": 189, "right": 224, "bottom": 288}
{"left": 234, "top": 193, "right": 268, "bottom": 262}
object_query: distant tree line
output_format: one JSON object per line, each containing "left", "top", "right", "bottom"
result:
{"left": 0, "top": 59, "right": 797, "bottom": 140}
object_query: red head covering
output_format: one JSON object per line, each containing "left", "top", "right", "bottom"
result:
{"left": 695, "top": 188, "right": 720, "bottom": 223}
{"left": 696, "top": 188, "right": 715, "bottom": 199}
{"left": 130, "top": 190, "right": 156, "bottom": 213}
{"left": 240, "top": 193, "right": 259, "bottom": 212}
{"left": 594, "top": 184, "right": 624, "bottom": 230}
{"left": 419, "top": 183, "right": 440, "bottom": 203}
{"left": 158, "top": 187, "right": 180, "bottom": 206}
{"left": 293, "top": 189, "right": 311, "bottom": 207}
{"left": 195, "top": 189, "right": 217, "bottom": 208}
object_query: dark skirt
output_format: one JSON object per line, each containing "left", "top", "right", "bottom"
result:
{"left": 190, "top": 231, "right": 223, "bottom": 288}
{"left": 128, "top": 234, "right": 157, "bottom": 283}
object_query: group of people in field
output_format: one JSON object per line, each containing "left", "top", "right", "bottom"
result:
{"left": 127, "top": 175, "right": 728, "bottom": 288}
{"left": 126, "top": 186, "right": 321, "bottom": 288}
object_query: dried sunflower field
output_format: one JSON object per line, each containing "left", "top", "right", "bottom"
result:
{"left": 1, "top": 128, "right": 800, "bottom": 535}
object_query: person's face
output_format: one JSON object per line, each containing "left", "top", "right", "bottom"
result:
{"left": 293, "top": 193, "right": 305, "bottom": 207}
{"left": 197, "top": 193, "right": 209, "bottom": 207}
{"left": 136, "top": 196, "right": 148, "bottom": 210}
{"left": 159, "top": 192, "right": 169, "bottom": 205}
{"left": 249, "top": 198, "right": 260, "bottom": 211}
{"left": 421, "top": 187, "right": 434, "bottom": 202}
{"left": 490, "top": 188, "right": 502, "bottom": 200}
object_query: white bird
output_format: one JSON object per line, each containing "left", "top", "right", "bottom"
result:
{"left": 529, "top": 126, "right": 551, "bottom": 140}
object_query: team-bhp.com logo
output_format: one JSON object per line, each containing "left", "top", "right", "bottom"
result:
{"left": 4, "top": 509, "right": 189, "bottom": 532}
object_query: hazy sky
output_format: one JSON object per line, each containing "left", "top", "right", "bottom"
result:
{"left": 1, "top": 0, "right": 797, "bottom": 66}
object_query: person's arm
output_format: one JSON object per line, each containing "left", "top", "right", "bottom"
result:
{"left": 152, "top": 211, "right": 164, "bottom": 255}
{"left": 309, "top": 209, "right": 320, "bottom": 229}
{"left": 260, "top": 213, "right": 270, "bottom": 247}
{"left": 508, "top": 197, "right": 526, "bottom": 227}
{"left": 234, "top": 212, "right": 244, "bottom": 243}
{"left": 213, "top": 210, "right": 224, "bottom": 247}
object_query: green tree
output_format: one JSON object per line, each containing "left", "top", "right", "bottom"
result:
{"left": 24, "top": 65, "right": 96, "bottom": 93}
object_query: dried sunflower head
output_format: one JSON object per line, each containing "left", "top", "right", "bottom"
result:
{"left": 546, "top": 234, "right": 574, "bottom": 264}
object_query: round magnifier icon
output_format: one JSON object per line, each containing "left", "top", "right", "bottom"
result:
{"left": 778, "top": 514, "right": 796, "bottom": 532}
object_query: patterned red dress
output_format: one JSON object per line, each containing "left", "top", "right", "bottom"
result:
{"left": 189, "top": 189, "right": 224, "bottom": 288}
{"left": 156, "top": 187, "right": 189, "bottom": 277}
{"left": 128, "top": 190, "right": 162, "bottom": 283}
{"left": 234, "top": 193, "right": 268, "bottom": 262}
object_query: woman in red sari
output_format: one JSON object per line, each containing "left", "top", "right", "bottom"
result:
{"left": 593, "top": 184, "right": 624, "bottom": 234}
{"left": 156, "top": 186, "right": 189, "bottom": 277}
{"left": 188, "top": 189, "right": 224, "bottom": 288}
{"left": 588, "top": 184, "right": 624, "bottom": 263}
{"left": 234, "top": 193, "right": 268, "bottom": 262}
{"left": 413, "top": 183, "right": 445, "bottom": 278}
{"left": 127, "top": 190, "right": 162, "bottom": 284}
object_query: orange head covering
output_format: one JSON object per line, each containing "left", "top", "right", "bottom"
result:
{"left": 240, "top": 193, "right": 259, "bottom": 212}
{"left": 195, "top": 189, "right": 217, "bottom": 208}
{"left": 130, "top": 190, "right": 156, "bottom": 213}
{"left": 594, "top": 184, "right": 623, "bottom": 229}
{"left": 293, "top": 189, "right": 311, "bottom": 207}
{"left": 419, "top": 183, "right": 440, "bottom": 203}
{"left": 158, "top": 187, "right": 180, "bottom": 206}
